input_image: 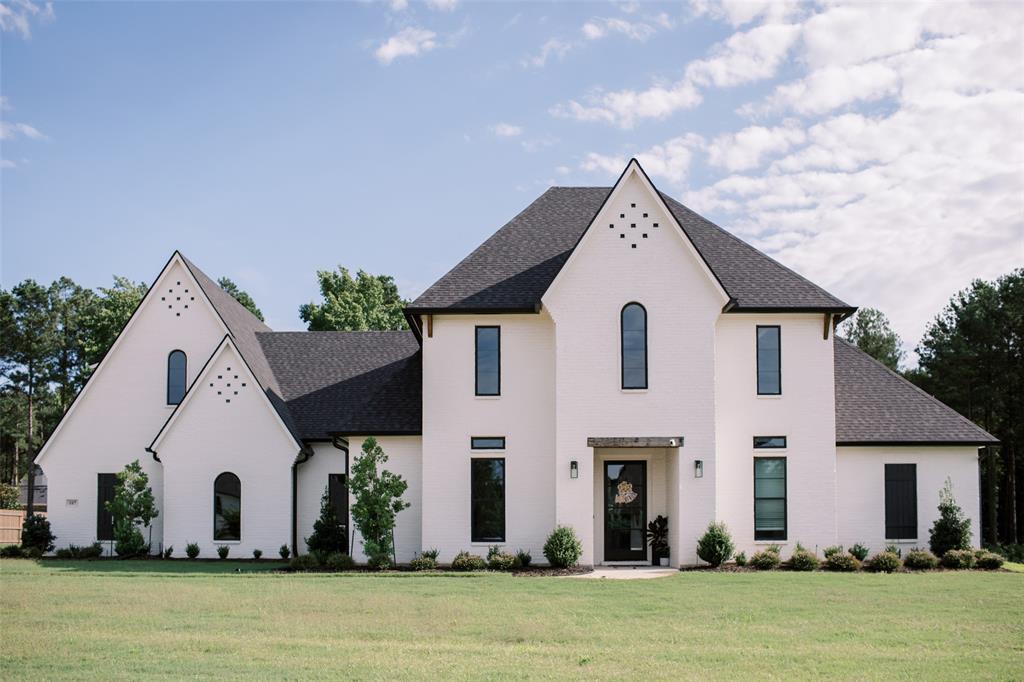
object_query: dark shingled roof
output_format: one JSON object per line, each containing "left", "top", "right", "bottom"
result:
{"left": 409, "top": 186, "right": 852, "bottom": 313}
{"left": 257, "top": 331, "right": 421, "bottom": 439}
{"left": 834, "top": 339, "right": 997, "bottom": 445}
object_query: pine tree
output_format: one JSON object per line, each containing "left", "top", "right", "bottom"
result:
{"left": 305, "top": 486, "right": 347, "bottom": 556}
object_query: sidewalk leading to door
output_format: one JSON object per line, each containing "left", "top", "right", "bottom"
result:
{"left": 568, "top": 566, "right": 678, "bottom": 580}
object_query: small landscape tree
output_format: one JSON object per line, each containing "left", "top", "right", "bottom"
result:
{"left": 106, "top": 460, "right": 159, "bottom": 557}
{"left": 929, "top": 478, "right": 972, "bottom": 557}
{"left": 349, "top": 437, "right": 409, "bottom": 569}
{"left": 305, "top": 486, "right": 347, "bottom": 557}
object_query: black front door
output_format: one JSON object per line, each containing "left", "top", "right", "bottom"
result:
{"left": 604, "top": 461, "right": 647, "bottom": 561}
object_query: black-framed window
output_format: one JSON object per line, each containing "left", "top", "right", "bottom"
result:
{"left": 97, "top": 473, "right": 117, "bottom": 541}
{"left": 754, "top": 457, "right": 786, "bottom": 540}
{"left": 214, "top": 472, "right": 241, "bottom": 541}
{"left": 471, "top": 458, "right": 505, "bottom": 542}
{"left": 753, "top": 436, "right": 787, "bottom": 449}
{"left": 470, "top": 437, "right": 506, "bottom": 450}
{"left": 756, "top": 326, "right": 781, "bottom": 395}
{"left": 621, "top": 302, "right": 647, "bottom": 389}
{"left": 328, "top": 473, "right": 349, "bottom": 550}
{"left": 167, "top": 350, "right": 187, "bottom": 404}
{"left": 885, "top": 464, "right": 917, "bottom": 540}
{"left": 475, "top": 326, "right": 500, "bottom": 396}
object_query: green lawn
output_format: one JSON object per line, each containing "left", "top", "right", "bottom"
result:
{"left": 1, "top": 560, "right": 1022, "bottom": 680}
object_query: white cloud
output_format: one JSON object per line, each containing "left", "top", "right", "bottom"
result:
{"left": 1, "top": 159, "right": 16, "bottom": 169}
{"left": 707, "top": 122, "right": 805, "bottom": 171}
{"left": 553, "top": 21, "right": 799, "bottom": 128}
{"left": 581, "top": 15, "right": 671, "bottom": 42}
{"left": 388, "top": 0, "right": 408, "bottom": 11}
{"left": 424, "top": 0, "right": 457, "bottom": 11}
{"left": 490, "top": 123, "right": 522, "bottom": 137}
{"left": 521, "top": 135, "right": 558, "bottom": 153}
{"left": 0, "top": 0, "right": 54, "bottom": 38}
{"left": 689, "top": 0, "right": 801, "bottom": 27}
{"left": 582, "top": 134, "right": 704, "bottom": 185}
{"left": 522, "top": 38, "right": 572, "bottom": 68}
{"left": 0, "top": 121, "right": 46, "bottom": 140}
{"left": 374, "top": 27, "right": 438, "bottom": 65}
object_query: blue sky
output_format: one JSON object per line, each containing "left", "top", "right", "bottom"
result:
{"left": 2, "top": 1, "right": 1021, "bottom": 359}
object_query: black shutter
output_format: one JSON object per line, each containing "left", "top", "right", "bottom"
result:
{"left": 328, "top": 474, "right": 348, "bottom": 552}
{"left": 97, "top": 473, "right": 117, "bottom": 541}
{"left": 884, "top": 464, "right": 917, "bottom": 540}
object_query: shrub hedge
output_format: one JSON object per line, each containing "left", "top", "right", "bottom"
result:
{"left": 866, "top": 551, "right": 901, "bottom": 573}
{"left": 903, "top": 549, "right": 938, "bottom": 570}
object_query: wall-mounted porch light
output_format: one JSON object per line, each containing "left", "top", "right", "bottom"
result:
{"left": 570, "top": 460, "right": 579, "bottom": 479}
{"left": 694, "top": 459, "right": 703, "bottom": 478}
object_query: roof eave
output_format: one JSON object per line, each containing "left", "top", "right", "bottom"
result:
{"left": 403, "top": 304, "right": 541, "bottom": 316}
{"left": 836, "top": 439, "right": 999, "bottom": 447}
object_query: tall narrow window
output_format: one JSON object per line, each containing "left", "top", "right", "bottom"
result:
{"left": 885, "top": 464, "right": 917, "bottom": 540}
{"left": 754, "top": 458, "right": 786, "bottom": 540}
{"left": 621, "top": 303, "right": 647, "bottom": 389}
{"left": 167, "top": 350, "right": 187, "bottom": 405}
{"left": 471, "top": 458, "right": 505, "bottom": 542}
{"left": 475, "top": 326, "right": 500, "bottom": 396}
{"left": 214, "top": 472, "right": 241, "bottom": 541}
{"left": 328, "top": 473, "right": 349, "bottom": 552}
{"left": 97, "top": 473, "right": 117, "bottom": 542}
{"left": 756, "top": 326, "right": 781, "bottom": 395}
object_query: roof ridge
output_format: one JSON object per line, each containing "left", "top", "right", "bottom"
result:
{"left": 835, "top": 337, "right": 996, "bottom": 440}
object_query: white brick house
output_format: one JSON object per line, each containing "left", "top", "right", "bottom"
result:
{"left": 35, "top": 160, "right": 995, "bottom": 565}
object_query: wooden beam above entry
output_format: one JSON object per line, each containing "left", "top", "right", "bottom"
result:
{"left": 587, "top": 437, "right": 684, "bottom": 448}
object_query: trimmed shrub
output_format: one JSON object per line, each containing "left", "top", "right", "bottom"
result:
{"left": 974, "top": 551, "right": 1003, "bottom": 570}
{"left": 823, "top": 545, "right": 843, "bottom": 559}
{"left": 324, "top": 552, "right": 355, "bottom": 571}
{"left": 488, "top": 551, "right": 520, "bottom": 571}
{"left": 20, "top": 514, "right": 56, "bottom": 553}
{"left": 734, "top": 551, "right": 747, "bottom": 567}
{"left": 940, "top": 549, "right": 975, "bottom": 569}
{"left": 163, "top": 546, "right": 174, "bottom": 559}
{"left": 253, "top": 549, "right": 262, "bottom": 560}
{"left": 866, "top": 551, "right": 901, "bottom": 573}
{"left": 543, "top": 525, "right": 583, "bottom": 568}
{"left": 290, "top": 553, "right": 319, "bottom": 571}
{"left": 696, "top": 522, "right": 735, "bottom": 567}
{"left": 930, "top": 480, "right": 972, "bottom": 557}
{"left": 749, "top": 549, "right": 781, "bottom": 570}
{"left": 0, "top": 545, "right": 24, "bottom": 558}
{"left": 848, "top": 543, "right": 869, "bottom": 561}
{"left": 185, "top": 543, "right": 200, "bottom": 559}
{"left": 55, "top": 548, "right": 73, "bottom": 559}
{"left": 23, "top": 547, "right": 43, "bottom": 559}
{"left": 884, "top": 544, "right": 902, "bottom": 558}
{"left": 216, "top": 545, "right": 230, "bottom": 559}
{"left": 788, "top": 547, "right": 820, "bottom": 571}
{"left": 279, "top": 544, "right": 291, "bottom": 560}
{"left": 56, "top": 543, "right": 104, "bottom": 560}
{"left": 516, "top": 549, "right": 532, "bottom": 568}
{"left": 410, "top": 555, "right": 437, "bottom": 571}
{"left": 420, "top": 548, "right": 439, "bottom": 561}
{"left": 903, "top": 549, "right": 938, "bottom": 570}
{"left": 451, "top": 551, "right": 486, "bottom": 571}
{"left": 825, "top": 553, "right": 860, "bottom": 572}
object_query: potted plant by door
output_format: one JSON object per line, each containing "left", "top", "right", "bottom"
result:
{"left": 645, "top": 515, "right": 669, "bottom": 566}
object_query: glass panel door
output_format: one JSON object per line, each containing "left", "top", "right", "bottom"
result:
{"left": 604, "top": 461, "right": 647, "bottom": 561}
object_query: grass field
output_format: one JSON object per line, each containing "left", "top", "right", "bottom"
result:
{"left": 1, "top": 560, "right": 1022, "bottom": 680}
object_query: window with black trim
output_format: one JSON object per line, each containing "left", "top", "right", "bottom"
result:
{"left": 214, "top": 472, "right": 241, "bottom": 541}
{"left": 471, "top": 437, "right": 505, "bottom": 450}
{"left": 328, "top": 473, "right": 349, "bottom": 549}
{"left": 167, "top": 350, "right": 187, "bottom": 404}
{"left": 621, "top": 303, "right": 647, "bottom": 389}
{"left": 756, "top": 326, "right": 781, "bottom": 395}
{"left": 754, "top": 458, "right": 786, "bottom": 540}
{"left": 753, "top": 436, "right": 787, "bottom": 449}
{"left": 471, "top": 458, "right": 505, "bottom": 542}
{"left": 475, "top": 326, "right": 500, "bottom": 396}
{"left": 885, "top": 463, "right": 917, "bottom": 540}
{"left": 97, "top": 473, "right": 117, "bottom": 541}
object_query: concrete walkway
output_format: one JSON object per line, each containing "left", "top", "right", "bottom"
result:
{"left": 570, "top": 566, "right": 678, "bottom": 580}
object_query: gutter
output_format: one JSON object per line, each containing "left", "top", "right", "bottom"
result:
{"left": 291, "top": 443, "right": 314, "bottom": 557}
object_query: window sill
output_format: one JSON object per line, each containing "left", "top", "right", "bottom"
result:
{"left": 470, "top": 541, "right": 505, "bottom": 547}
{"left": 754, "top": 541, "right": 787, "bottom": 545}
{"left": 213, "top": 540, "right": 242, "bottom": 545}
{"left": 620, "top": 388, "right": 648, "bottom": 394}
{"left": 884, "top": 539, "right": 918, "bottom": 544}
{"left": 756, "top": 394, "right": 783, "bottom": 400}
{"left": 474, "top": 395, "right": 501, "bottom": 400}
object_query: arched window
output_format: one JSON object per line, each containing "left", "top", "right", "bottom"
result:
{"left": 621, "top": 303, "right": 647, "bottom": 389}
{"left": 213, "top": 472, "right": 241, "bottom": 541}
{"left": 167, "top": 350, "right": 187, "bottom": 405}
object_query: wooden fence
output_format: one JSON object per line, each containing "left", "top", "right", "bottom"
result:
{"left": 0, "top": 509, "right": 46, "bottom": 545}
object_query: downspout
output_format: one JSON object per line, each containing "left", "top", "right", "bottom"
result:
{"left": 291, "top": 444, "right": 314, "bottom": 557}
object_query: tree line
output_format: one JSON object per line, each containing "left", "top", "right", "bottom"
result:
{"left": 840, "top": 268, "right": 1022, "bottom": 546}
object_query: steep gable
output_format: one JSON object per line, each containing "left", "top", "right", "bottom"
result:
{"left": 408, "top": 159, "right": 852, "bottom": 315}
